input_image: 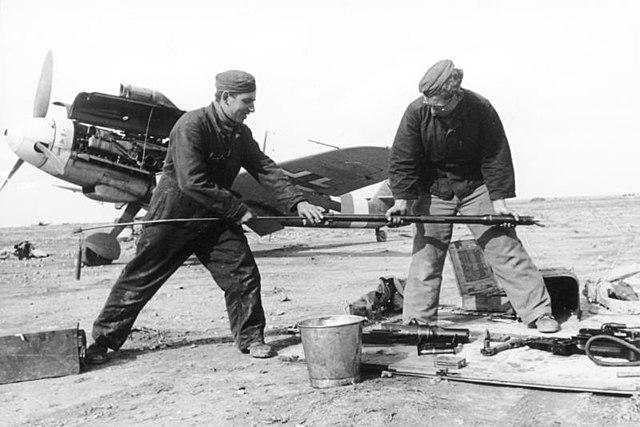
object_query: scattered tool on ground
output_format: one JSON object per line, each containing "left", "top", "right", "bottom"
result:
{"left": 362, "top": 322, "right": 470, "bottom": 355}
{"left": 480, "top": 330, "right": 529, "bottom": 356}
{"left": 481, "top": 323, "right": 640, "bottom": 366}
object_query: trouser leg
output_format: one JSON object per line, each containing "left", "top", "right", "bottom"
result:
{"left": 92, "top": 225, "right": 194, "bottom": 349}
{"left": 196, "top": 224, "right": 265, "bottom": 351}
{"left": 402, "top": 195, "right": 455, "bottom": 324}
{"left": 462, "top": 186, "right": 552, "bottom": 325}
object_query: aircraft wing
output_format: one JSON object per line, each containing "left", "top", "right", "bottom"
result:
{"left": 232, "top": 146, "right": 390, "bottom": 235}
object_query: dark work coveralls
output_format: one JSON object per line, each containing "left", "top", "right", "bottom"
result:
{"left": 92, "top": 103, "right": 306, "bottom": 351}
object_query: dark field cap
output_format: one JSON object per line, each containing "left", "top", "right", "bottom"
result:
{"left": 418, "top": 59, "right": 454, "bottom": 96}
{"left": 215, "top": 70, "right": 256, "bottom": 93}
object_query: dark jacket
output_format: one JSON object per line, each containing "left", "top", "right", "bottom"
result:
{"left": 145, "top": 103, "right": 306, "bottom": 223}
{"left": 389, "top": 89, "right": 516, "bottom": 201}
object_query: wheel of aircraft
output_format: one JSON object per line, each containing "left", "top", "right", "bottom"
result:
{"left": 82, "top": 232, "right": 121, "bottom": 266}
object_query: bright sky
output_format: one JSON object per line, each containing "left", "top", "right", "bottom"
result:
{"left": 0, "top": 0, "right": 639, "bottom": 227}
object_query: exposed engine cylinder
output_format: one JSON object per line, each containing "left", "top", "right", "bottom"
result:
{"left": 73, "top": 123, "right": 167, "bottom": 174}
{"left": 87, "top": 128, "right": 134, "bottom": 155}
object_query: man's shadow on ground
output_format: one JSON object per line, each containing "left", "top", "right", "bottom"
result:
{"left": 84, "top": 326, "right": 303, "bottom": 372}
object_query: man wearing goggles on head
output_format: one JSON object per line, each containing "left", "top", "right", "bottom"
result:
{"left": 385, "top": 59, "right": 559, "bottom": 333}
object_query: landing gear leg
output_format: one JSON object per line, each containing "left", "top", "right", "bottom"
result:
{"left": 108, "top": 202, "right": 143, "bottom": 241}
{"left": 375, "top": 228, "right": 387, "bottom": 242}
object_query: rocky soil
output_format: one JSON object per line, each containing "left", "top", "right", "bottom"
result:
{"left": 2, "top": 195, "right": 640, "bottom": 426}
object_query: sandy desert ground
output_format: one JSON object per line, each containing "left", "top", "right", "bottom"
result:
{"left": 2, "top": 195, "right": 640, "bottom": 426}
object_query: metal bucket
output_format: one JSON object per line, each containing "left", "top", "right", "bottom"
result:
{"left": 298, "top": 315, "right": 365, "bottom": 388}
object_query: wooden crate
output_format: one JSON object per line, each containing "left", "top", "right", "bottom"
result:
{"left": 448, "top": 239, "right": 502, "bottom": 297}
{"left": 460, "top": 294, "right": 512, "bottom": 312}
{"left": 0, "top": 327, "right": 86, "bottom": 384}
{"left": 448, "top": 239, "right": 581, "bottom": 317}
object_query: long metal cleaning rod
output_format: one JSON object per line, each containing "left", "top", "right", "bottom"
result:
{"left": 73, "top": 214, "right": 541, "bottom": 233}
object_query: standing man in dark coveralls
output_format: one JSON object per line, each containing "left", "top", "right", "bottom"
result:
{"left": 385, "top": 59, "right": 560, "bottom": 333}
{"left": 85, "top": 70, "right": 325, "bottom": 364}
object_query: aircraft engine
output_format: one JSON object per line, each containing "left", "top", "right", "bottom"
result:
{"left": 74, "top": 124, "right": 167, "bottom": 174}
{"left": 34, "top": 89, "right": 186, "bottom": 206}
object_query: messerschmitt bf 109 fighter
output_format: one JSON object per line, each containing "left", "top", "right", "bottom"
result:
{"left": 2, "top": 51, "right": 393, "bottom": 265}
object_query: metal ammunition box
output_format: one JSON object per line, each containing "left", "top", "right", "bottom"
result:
{"left": 0, "top": 327, "right": 86, "bottom": 384}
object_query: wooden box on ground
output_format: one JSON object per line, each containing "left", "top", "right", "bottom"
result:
{"left": 448, "top": 239, "right": 581, "bottom": 318}
{"left": 0, "top": 327, "right": 86, "bottom": 385}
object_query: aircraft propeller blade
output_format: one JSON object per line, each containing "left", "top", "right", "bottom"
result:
{"left": 34, "top": 141, "right": 65, "bottom": 174}
{"left": 0, "top": 159, "right": 24, "bottom": 192}
{"left": 33, "top": 50, "right": 53, "bottom": 118}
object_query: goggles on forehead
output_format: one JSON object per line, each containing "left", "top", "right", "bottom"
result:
{"left": 422, "top": 93, "right": 454, "bottom": 108}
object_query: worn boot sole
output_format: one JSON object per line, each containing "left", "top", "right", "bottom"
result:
{"left": 249, "top": 343, "right": 276, "bottom": 359}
